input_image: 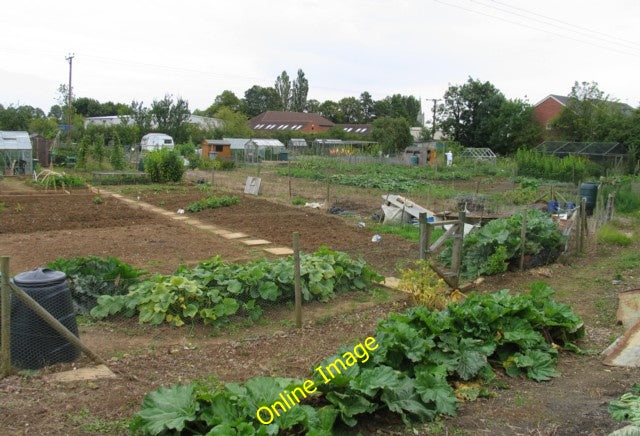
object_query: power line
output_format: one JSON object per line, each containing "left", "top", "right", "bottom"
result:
{"left": 474, "top": 0, "right": 640, "bottom": 53}
{"left": 489, "top": 0, "right": 640, "bottom": 50}
{"left": 433, "top": 0, "right": 640, "bottom": 59}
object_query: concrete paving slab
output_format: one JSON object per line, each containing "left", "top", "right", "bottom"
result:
{"left": 241, "top": 239, "right": 271, "bottom": 246}
{"left": 264, "top": 247, "right": 294, "bottom": 255}
{"left": 221, "top": 232, "right": 248, "bottom": 239}
{"left": 45, "top": 364, "right": 117, "bottom": 382}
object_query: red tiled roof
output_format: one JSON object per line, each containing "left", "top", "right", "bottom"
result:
{"left": 249, "top": 111, "right": 334, "bottom": 127}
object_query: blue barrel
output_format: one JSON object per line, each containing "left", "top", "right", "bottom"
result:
{"left": 10, "top": 268, "right": 79, "bottom": 369}
{"left": 579, "top": 182, "right": 598, "bottom": 216}
{"left": 548, "top": 200, "right": 559, "bottom": 213}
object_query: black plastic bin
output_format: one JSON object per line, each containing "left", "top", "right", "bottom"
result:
{"left": 579, "top": 182, "right": 599, "bottom": 216}
{"left": 10, "top": 268, "right": 79, "bottom": 369}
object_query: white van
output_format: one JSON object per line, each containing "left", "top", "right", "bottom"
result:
{"left": 140, "top": 133, "right": 174, "bottom": 151}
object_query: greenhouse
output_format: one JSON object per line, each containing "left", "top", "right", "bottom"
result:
{"left": 534, "top": 141, "right": 627, "bottom": 169}
{"left": 0, "top": 131, "right": 33, "bottom": 175}
{"left": 458, "top": 147, "right": 497, "bottom": 163}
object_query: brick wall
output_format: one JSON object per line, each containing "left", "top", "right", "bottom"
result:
{"left": 533, "top": 97, "right": 564, "bottom": 129}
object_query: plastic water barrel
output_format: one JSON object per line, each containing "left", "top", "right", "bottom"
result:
{"left": 410, "top": 155, "right": 419, "bottom": 166}
{"left": 579, "top": 182, "right": 599, "bottom": 216}
{"left": 548, "top": 200, "right": 559, "bottom": 213}
{"left": 10, "top": 268, "right": 79, "bottom": 369}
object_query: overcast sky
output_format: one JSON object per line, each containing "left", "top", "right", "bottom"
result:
{"left": 2, "top": 0, "right": 639, "bottom": 115}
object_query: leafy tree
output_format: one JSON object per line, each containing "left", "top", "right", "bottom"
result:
{"left": 371, "top": 117, "right": 412, "bottom": 154}
{"left": 203, "top": 90, "right": 244, "bottom": 116}
{"left": 551, "top": 81, "right": 631, "bottom": 142}
{"left": 439, "top": 78, "right": 505, "bottom": 149}
{"left": 48, "top": 105, "right": 64, "bottom": 123}
{"left": 214, "top": 107, "right": 252, "bottom": 137}
{"left": 0, "top": 105, "right": 44, "bottom": 130}
{"left": 243, "top": 85, "right": 281, "bottom": 117}
{"left": 319, "top": 100, "right": 343, "bottom": 123}
{"left": 29, "top": 117, "right": 59, "bottom": 139}
{"left": 488, "top": 99, "right": 543, "bottom": 154}
{"left": 374, "top": 94, "right": 421, "bottom": 126}
{"left": 73, "top": 97, "right": 103, "bottom": 117}
{"left": 338, "top": 97, "right": 363, "bottom": 123}
{"left": 274, "top": 71, "right": 291, "bottom": 111}
{"left": 128, "top": 100, "right": 153, "bottom": 135}
{"left": 360, "top": 91, "right": 375, "bottom": 122}
{"left": 305, "top": 99, "right": 321, "bottom": 113}
{"left": 291, "top": 69, "right": 309, "bottom": 112}
{"left": 150, "top": 94, "right": 191, "bottom": 143}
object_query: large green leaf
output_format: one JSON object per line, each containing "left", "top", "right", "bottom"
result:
{"left": 414, "top": 368, "right": 458, "bottom": 416}
{"left": 135, "top": 384, "right": 198, "bottom": 434}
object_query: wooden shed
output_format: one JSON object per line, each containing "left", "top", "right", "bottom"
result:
{"left": 201, "top": 139, "right": 232, "bottom": 159}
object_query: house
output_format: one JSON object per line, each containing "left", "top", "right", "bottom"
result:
{"left": 533, "top": 94, "right": 635, "bottom": 131}
{"left": 201, "top": 139, "right": 231, "bottom": 159}
{"left": 533, "top": 95, "right": 570, "bottom": 131}
{"left": 335, "top": 124, "right": 372, "bottom": 135}
{"left": 249, "top": 111, "right": 334, "bottom": 133}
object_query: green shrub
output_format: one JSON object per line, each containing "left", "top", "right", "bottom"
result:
{"left": 214, "top": 158, "right": 235, "bottom": 170}
{"left": 47, "top": 256, "right": 148, "bottom": 313}
{"left": 291, "top": 197, "right": 306, "bottom": 206}
{"left": 515, "top": 148, "right": 587, "bottom": 184}
{"left": 144, "top": 149, "right": 185, "bottom": 183}
{"left": 597, "top": 224, "right": 633, "bottom": 246}
{"left": 186, "top": 195, "right": 239, "bottom": 212}
{"left": 175, "top": 141, "right": 196, "bottom": 157}
{"left": 37, "top": 173, "right": 86, "bottom": 189}
{"left": 109, "top": 143, "right": 126, "bottom": 171}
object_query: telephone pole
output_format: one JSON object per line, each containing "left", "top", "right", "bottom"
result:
{"left": 429, "top": 98, "right": 441, "bottom": 139}
{"left": 65, "top": 54, "right": 74, "bottom": 144}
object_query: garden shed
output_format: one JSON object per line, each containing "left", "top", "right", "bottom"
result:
{"left": 244, "top": 139, "right": 286, "bottom": 163}
{"left": 201, "top": 139, "right": 231, "bottom": 159}
{"left": 0, "top": 131, "right": 33, "bottom": 175}
{"left": 534, "top": 141, "right": 626, "bottom": 169}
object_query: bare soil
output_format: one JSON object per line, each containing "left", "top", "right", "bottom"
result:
{"left": 0, "top": 171, "right": 639, "bottom": 435}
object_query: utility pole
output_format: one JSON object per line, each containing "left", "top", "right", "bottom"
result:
{"left": 65, "top": 54, "right": 74, "bottom": 144}
{"left": 430, "top": 98, "right": 441, "bottom": 139}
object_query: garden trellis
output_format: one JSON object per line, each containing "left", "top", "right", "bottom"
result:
{"left": 534, "top": 141, "right": 627, "bottom": 169}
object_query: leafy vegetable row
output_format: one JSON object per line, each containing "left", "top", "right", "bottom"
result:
{"left": 90, "top": 247, "right": 383, "bottom": 326}
{"left": 47, "top": 256, "right": 148, "bottom": 313}
{"left": 440, "top": 209, "right": 565, "bottom": 278}
{"left": 132, "top": 282, "right": 584, "bottom": 434}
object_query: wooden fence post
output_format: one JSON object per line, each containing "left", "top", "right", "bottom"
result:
{"left": 578, "top": 198, "right": 587, "bottom": 253}
{"left": 1, "top": 257, "right": 11, "bottom": 377}
{"left": 293, "top": 233, "right": 302, "bottom": 329}
{"left": 419, "top": 213, "right": 428, "bottom": 260}
{"left": 519, "top": 210, "right": 527, "bottom": 271}
{"left": 450, "top": 211, "right": 466, "bottom": 288}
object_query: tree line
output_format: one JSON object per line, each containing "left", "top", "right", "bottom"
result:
{"left": 1, "top": 70, "right": 638, "bottom": 157}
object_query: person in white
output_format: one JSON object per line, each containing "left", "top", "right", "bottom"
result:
{"left": 445, "top": 150, "right": 453, "bottom": 166}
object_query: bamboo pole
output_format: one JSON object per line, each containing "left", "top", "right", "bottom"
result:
{"left": 519, "top": 210, "right": 528, "bottom": 271}
{"left": 293, "top": 232, "right": 302, "bottom": 329}
{"left": 1, "top": 257, "right": 11, "bottom": 377}
{"left": 8, "top": 282, "right": 105, "bottom": 365}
